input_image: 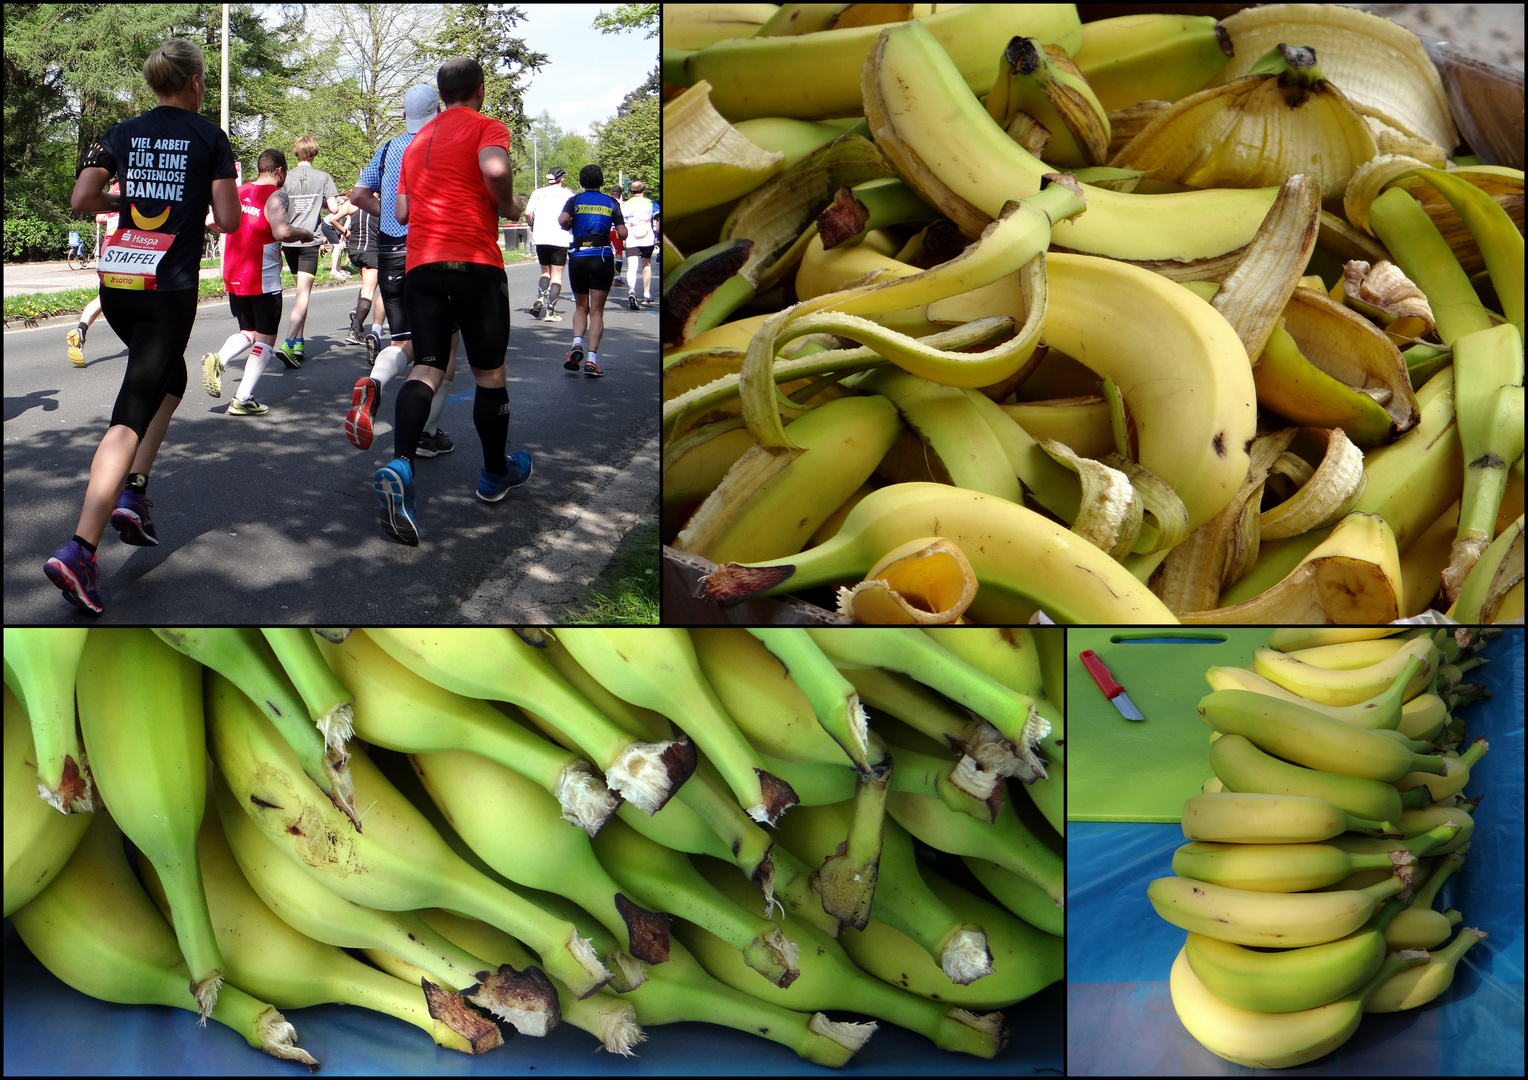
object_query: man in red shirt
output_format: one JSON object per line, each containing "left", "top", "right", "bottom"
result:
{"left": 371, "top": 57, "right": 529, "bottom": 547}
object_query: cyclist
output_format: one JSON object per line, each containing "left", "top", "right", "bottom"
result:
{"left": 275, "top": 135, "right": 343, "bottom": 368}
{"left": 621, "top": 180, "right": 658, "bottom": 309}
{"left": 199, "top": 148, "right": 315, "bottom": 416}
{"left": 65, "top": 182, "right": 121, "bottom": 366}
{"left": 560, "top": 164, "right": 626, "bottom": 378}
{"left": 45, "top": 38, "right": 239, "bottom": 614}
{"left": 371, "top": 56, "right": 530, "bottom": 546}
{"left": 345, "top": 84, "right": 458, "bottom": 459}
{"left": 523, "top": 167, "right": 571, "bottom": 321}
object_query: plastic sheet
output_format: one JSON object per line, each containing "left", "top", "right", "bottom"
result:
{"left": 1067, "top": 629, "right": 1524, "bottom": 1075}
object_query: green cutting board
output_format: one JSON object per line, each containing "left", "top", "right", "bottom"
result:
{"left": 1068, "top": 629, "right": 1270, "bottom": 823}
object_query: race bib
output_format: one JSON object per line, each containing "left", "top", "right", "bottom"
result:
{"left": 98, "top": 228, "right": 175, "bottom": 290}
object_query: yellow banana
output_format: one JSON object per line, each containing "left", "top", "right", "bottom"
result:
{"left": 1385, "top": 853, "right": 1466, "bottom": 951}
{"left": 1208, "top": 734, "right": 1406, "bottom": 826}
{"left": 1267, "top": 627, "right": 1408, "bottom": 652}
{"left": 75, "top": 629, "right": 224, "bottom": 1018}
{"left": 1203, "top": 654, "right": 1421, "bottom": 729}
{"left": 1180, "top": 792, "right": 1395, "bottom": 844}
{"left": 3, "top": 685, "right": 92, "bottom": 917}
{"left": 864, "top": 20, "right": 1279, "bottom": 274}
{"left": 1366, "top": 926, "right": 1489, "bottom": 1012}
{"left": 683, "top": 4, "right": 1083, "bottom": 121}
{"left": 1251, "top": 637, "right": 1438, "bottom": 706}
{"left": 663, "top": 3, "right": 779, "bottom": 50}
{"left": 1172, "top": 840, "right": 1413, "bottom": 892}
{"left": 1, "top": 628, "right": 94, "bottom": 813}
{"left": 10, "top": 812, "right": 317, "bottom": 1066}
{"left": 1170, "top": 945, "right": 1426, "bottom": 1067}
{"left": 1394, "top": 736, "right": 1489, "bottom": 802}
{"left": 1148, "top": 874, "right": 1408, "bottom": 947}
{"left": 1072, "top": 14, "right": 1232, "bottom": 113}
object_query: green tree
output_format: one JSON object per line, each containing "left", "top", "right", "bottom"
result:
{"left": 593, "top": 4, "right": 659, "bottom": 37}
{"left": 424, "top": 4, "right": 549, "bottom": 154}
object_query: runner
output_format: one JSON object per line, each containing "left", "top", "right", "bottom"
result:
{"left": 621, "top": 179, "right": 659, "bottom": 309}
{"left": 199, "top": 148, "right": 316, "bottom": 416}
{"left": 320, "top": 215, "right": 349, "bottom": 281}
{"left": 523, "top": 166, "right": 571, "bottom": 322}
{"left": 64, "top": 181, "right": 120, "bottom": 366}
{"left": 560, "top": 164, "right": 627, "bottom": 378}
{"left": 371, "top": 56, "right": 530, "bottom": 546}
{"left": 345, "top": 84, "right": 457, "bottom": 459}
{"left": 608, "top": 184, "right": 626, "bottom": 297}
{"left": 45, "top": 38, "right": 239, "bottom": 614}
{"left": 329, "top": 193, "right": 381, "bottom": 347}
{"left": 275, "top": 135, "right": 343, "bottom": 368}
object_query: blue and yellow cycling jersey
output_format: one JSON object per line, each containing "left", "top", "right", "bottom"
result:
{"left": 561, "top": 191, "right": 625, "bottom": 257}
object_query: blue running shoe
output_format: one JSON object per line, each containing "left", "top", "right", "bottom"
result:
{"left": 477, "top": 450, "right": 533, "bottom": 503}
{"left": 373, "top": 457, "right": 419, "bottom": 545}
{"left": 43, "top": 540, "right": 104, "bottom": 615}
{"left": 110, "top": 490, "right": 159, "bottom": 547}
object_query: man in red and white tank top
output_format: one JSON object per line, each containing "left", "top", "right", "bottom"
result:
{"left": 198, "top": 148, "right": 314, "bottom": 414}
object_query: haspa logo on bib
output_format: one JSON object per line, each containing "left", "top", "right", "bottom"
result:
{"left": 98, "top": 227, "right": 176, "bottom": 290}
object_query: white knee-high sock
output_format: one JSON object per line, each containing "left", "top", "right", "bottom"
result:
{"left": 425, "top": 377, "right": 454, "bottom": 434}
{"left": 626, "top": 254, "right": 640, "bottom": 293}
{"left": 219, "top": 330, "right": 255, "bottom": 365}
{"left": 234, "top": 341, "right": 272, "bottom": 402}
{"left": 369, "top": 345, "right": 409, "bottom": 390}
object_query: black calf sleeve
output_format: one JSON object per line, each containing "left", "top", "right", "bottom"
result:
{"left": 474, "top": 385, "right": 511, "bottom": 474}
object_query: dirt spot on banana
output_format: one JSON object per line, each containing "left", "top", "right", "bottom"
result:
{"left": 1213, "top": 432, "right": 1227, "bottom": 457}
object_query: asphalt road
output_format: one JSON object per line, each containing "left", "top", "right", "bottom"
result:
{"left": 3, "top": 258, "right": 659, "bottom": 624}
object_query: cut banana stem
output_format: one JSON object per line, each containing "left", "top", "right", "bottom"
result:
{"left": 260, "top": 627, "right": 355, "bottom": 750}
{"left": 316, "top": 631, "right": 621, "bottom": 837}
{"left": 1, "top": 628, "right": 94, "bottom": 813}
{"left": 2, "top": 686, "right": 92, "bottom": 917}
{"left": 837, "top": 664, "right": 1021, "bottom": 777}
{"left": 742, "top": 628, "right": 879, "bottom": 773}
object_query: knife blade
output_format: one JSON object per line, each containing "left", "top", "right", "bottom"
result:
{"left": 1080, "top": 649, "right": 1145, "bottom": 721}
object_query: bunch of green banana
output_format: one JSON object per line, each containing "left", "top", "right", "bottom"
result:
{"left": 2, "top": 628, "right": 94, "bottom": 813}
{"left": 1152, "top": 622, "right": 1502, "bottom": 1067}
{"left": 8, "top": 628, "right": 1057, "bottom": 1068}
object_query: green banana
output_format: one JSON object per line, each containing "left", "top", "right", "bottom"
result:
{"left": 10, "top": 812, "right": 317, "bottom": 1066}
{"left": 552, "top": 629, "right": 798, "bottom": 825}
{"left": 1397, "top": 805, "right": 1475, "bottom": 855}
{"left": 315, "top": 629, "right": 620, "bottom": 836}
{"left": 1172, "top": 840, "right": 1413, "bottom": 892}
{"left": 1148, "top": 873, "right": 1409, "bottom": 947}
{"left": 1395, "top": 735, "right": 1490, "bottom": 801}
{"left": 76, "top": 629, "right": 224, "bottom": 1018}
{"left": 154, "top": 628, "right": 359, "bottom": 830}
{"left": 362, "top": 628, "right": 696, "bottom": 816}
{"left": 3, "top": 685, "right": 92, "bottom": 917}
{"left": 1197, "top": 689, "right": 1446, "bottom": 782}
{"left": 1182, "top": 901, "right": 1404, "bottom": 1013}
{"left": 1203, "top": 654, "right": 1421, "bottom": 729}
{"left": 1367, "top": 186, "right": 1494, "bottom": 345}
{"left": 1386, "top": 853, "right": 1467, "bottom": 950}
{"left": 1323, "top": 823, "right": 1464, "bottom": 863}
{"left": 776, "top": 804, "right": 994, "bottom": 984}
{"left": 408, "top": 747, "right": 672, "bottom": 972}
{"left": 506, "top": 884, "right": 876, "bottom": 1067}
{"left": 962, "top": 855, "right": 1064, "bottom": 938}
{"left": 212, "top": 770, "right": 557, "bottom": 1027}
{"left": 761, "top": 734, "right": 1000, "bottom": 824}
{"left": 1180, "top": 792, "right": 1396, "bottom": 843}
{"left": 1209, "top": 733, "right": 1406, "bottom": 825}
{"left": 538, "top": 633, "right": 673, "bottom": 743}
{"left": 1365, "top": 926, "right": 1489, "bottom": 1012}
{"left": 837, "top": 663, "right": 1022, "bottom": 777}
{"left": 259, "top": 628, "right": 354, "bottom": 750}
{"left": 1398, "top": 692, "right": 1451, "bottom": 741}
{"left": 887, "top": 786, "right": 1062, "bottom": 908}
{"left": 1072, "top": 13, "right": 1232, "bottom": 112}
{"left": 1250, "top": 636, "right": 1438, "bottom": 706}
{"left": 1449, "top": 512, "right": 1524, "bottom": 622}
{"left": 137, "top": 801, "right": 499, "bottom": 1054}
{"left": 840, "top": 859, "right": 1062, "bottom": 1010}
{"left": 684, "top": 854, "right": 1007, "bottom": 1058}
{"left": 692, "top": 628, "right": 862, "bottom": 769}
{"left": 204, "top": 668, "right": 615, "bottom": 1004}
{"left": 2, "top": 628, "right": 94, "bottom": 812}
{"left": 414, "top": 909, "right": 643, "bottom": 1055}
{"left": 590, "top": 814, "right": 800, "bottom": 987}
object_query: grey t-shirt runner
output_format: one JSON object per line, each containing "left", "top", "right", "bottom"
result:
{"left": 281, "top": 161, "right": 339, "bottom": 248}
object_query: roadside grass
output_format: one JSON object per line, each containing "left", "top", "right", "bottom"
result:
{"left": 563, "top": 512, "right": 660, "bottom": 625}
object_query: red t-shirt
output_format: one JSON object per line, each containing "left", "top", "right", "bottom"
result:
{"left": 397, "top": 107, "right": 511, "bottom": 271}
{"left": 223, "top": 181, "right": 282, "bottom": 296}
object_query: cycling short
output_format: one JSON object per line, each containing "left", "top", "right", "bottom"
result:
{"left": 405, "top": 262, "right": 509, "bottom": 373}
{"left": 100, "top": 287, "right": 197, "bottom": 438}
{"left": 346, "top": 246, "right": 378, "bottom": 271}
{"left": 228, "top": 290, "right": 283, "bottom": 336}
{"left": 568, "top": 253, "right": 616, "bottom": 294}
{"left": 283, "top": 245, "right": 320, "bottom": 276}
{"left": 627, "top": 246, "right": 654, "bottom": 260}
{"left": 377, "top": 244, "right": 410, "bottom": 342}
{"left": 319, "top": 220, "right": 343, "bottom": 245}
{"left": 535, "top": 244, "right": 568, "bottom": 267}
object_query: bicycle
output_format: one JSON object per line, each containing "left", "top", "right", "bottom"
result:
{"left": 66, "top": 230, "right": 97, "bottom": 271}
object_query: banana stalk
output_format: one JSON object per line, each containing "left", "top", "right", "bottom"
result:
{"left": 987, "top": 36, "right": 1111, "bottom": 167}
{"left": 1367, "top": 187, "right": 1494, "bottom": 345}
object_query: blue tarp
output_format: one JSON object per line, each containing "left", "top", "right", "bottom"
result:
{"left": 1067, "top": 629, "right": 1524, "bottom": 1075}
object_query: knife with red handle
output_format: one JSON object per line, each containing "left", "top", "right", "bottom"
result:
{"left": 1079, "top": 649, "right": 1145, "bottom": 721}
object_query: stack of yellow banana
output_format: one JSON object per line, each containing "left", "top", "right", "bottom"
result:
{"left": 1146, "top": 626, "right": 1493, "bottom": 1067}
{"left": 662, "top": 3, "right": 1525, "bottom": 624}
{"left": 4, "top": 626, "right": 1063, "bottom": 1069}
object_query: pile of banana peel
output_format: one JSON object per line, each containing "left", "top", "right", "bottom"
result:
{"left": 661, "top": 3, "right": 1526, "bottom": 626}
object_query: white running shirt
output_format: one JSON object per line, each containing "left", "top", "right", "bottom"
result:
{"left": 622, "top": 196, "right": 657, "bottom": 247}
{"left": 526, "top": 183, "right": 573, "bottom": 246}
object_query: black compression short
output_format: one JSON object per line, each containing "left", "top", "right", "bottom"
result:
{"left": 283, "top": 245, "right": 320, "bottom": 276}
{"left": 100, "top": 287, "right": 197, "bottom": 437}
{"left": 535, "top": 244, "right": 568, "bottom": 267}
{"left": 228, "top": 291, "right": 283, "bottom": 336}
{"left": 568, "top": 254, "right": 616, "bottom": 294}
{"left": 404, "top": 262, "right": 509, "bottom": 372}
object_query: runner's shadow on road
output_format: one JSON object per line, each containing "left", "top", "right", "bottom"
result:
{"left": 5, "top": 389, "right": 61, "bottom": 422}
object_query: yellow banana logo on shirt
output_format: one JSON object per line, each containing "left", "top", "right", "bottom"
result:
{"left": 130, "top": 202, "right": 171, "bottom": 230}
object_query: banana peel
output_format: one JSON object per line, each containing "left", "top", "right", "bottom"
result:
{"left": 836, "top": 537, "right": 978, "bottom": 624}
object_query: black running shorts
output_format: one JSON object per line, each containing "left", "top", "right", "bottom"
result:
{"left": 535, "top": 244, "right": 568, "bottom": 267}
{"left": 568, "top": 253, "right": 616, "bottom": 294}
{"left": 228, "top": 290, "right": 284, "bottom": 336}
